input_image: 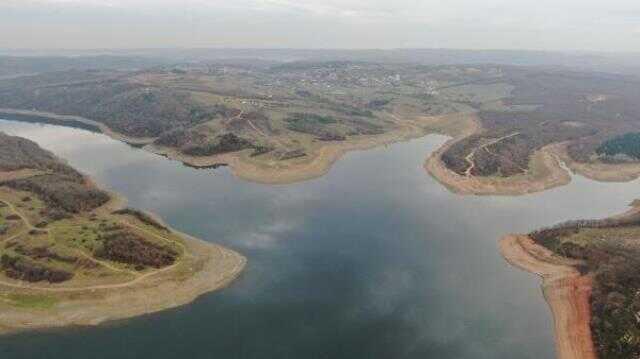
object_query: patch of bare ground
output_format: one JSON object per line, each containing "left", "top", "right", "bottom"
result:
{"left": 499, "top": 235, "right": 596, "bottom": 359}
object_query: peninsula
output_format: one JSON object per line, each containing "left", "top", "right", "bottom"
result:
{"left": 0, "top": 132, "right": 245, "bottom": 335}
{"left": 501, "top": 203, "right": 640, "bottom": 358}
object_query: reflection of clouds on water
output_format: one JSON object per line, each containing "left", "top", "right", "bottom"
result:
{"left": 10, "top": 118, "right": 640, "bottom": 358}
{"left": 0, "top": 120, "right": 107, "bottom": 151}
{"left": 239, "top": 219, "right": 300, "bottom": 249}
{"left": 232, "top": 188, "right": 312, "bottom": 249}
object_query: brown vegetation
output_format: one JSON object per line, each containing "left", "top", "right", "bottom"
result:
{"left": 5, "top": 174, "right": 109, "bottom": 215}
{"left": 441, "top": 68, "right": 640, "bottom": 179}
{"left": 0, "top": 72, "right": 220, "bottom": 138}
{"left": 7, "top": 63, "right": 640, "bottom": 191}
{"left": 529, "top": 208, "right": 640, "bottom": 358}
{"left": 14, "top": 245, "right": 77, "bottom": 264}
{"left": 1, "top": 254, "right": 73, "bottom": 283}
{"left": 0, "top": 132, "right": 72, "bottom": 174}
{"left": 0, "top": 132, "right": 110, "bottom": 214}
{"left": 95, "top": 231, "right": 177, "bottom": 269}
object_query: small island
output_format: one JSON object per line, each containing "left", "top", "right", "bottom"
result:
{"left": 0, "top": 132, "right": 245, "bottom": 335}
{"left": 500, "top": 203, "right": 640, "bottom": 359}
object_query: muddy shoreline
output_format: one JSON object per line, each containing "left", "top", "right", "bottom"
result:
{"left": 499, "top": 235, "right": 596, "bottom": 359}
{"left": 3, "top": 108, "right": 640, "bottom": 194}
{"left": 554, "top": 142, "right": 640, "bottom": 183}
{"left": 423, "top": 113, "right": 575, "bottom": 196}
{"left": 146, "top": 120, "right": 436, "bottom": 185}
{"left": 0, "top": 108, "right": 458, "bottom": 185}
{"left": 424, "top": 119, "right": 640, "bottom": 196}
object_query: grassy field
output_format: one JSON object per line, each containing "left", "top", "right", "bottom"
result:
{"left": 0, "top": 134, "right": 187, "bottom": 287}
{"left": 2, "top": 293, "right": 58, "bottom": 309}
{"left": 0, "top": 186, "right": 188, "bottom": 283}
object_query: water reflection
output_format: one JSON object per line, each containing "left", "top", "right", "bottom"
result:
{"left": 0, "top": 120, "right": 638, "bottom": 359}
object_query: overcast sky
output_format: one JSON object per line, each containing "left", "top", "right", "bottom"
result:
{"left": 1, "top": 0, "right": 639, "bottom": 51}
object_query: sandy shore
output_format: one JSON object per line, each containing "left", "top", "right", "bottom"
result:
{"left": 424, "top": 116, "right": 572, "bottom": 196}
{"left": 425, "top": 145, "right": 571, "bottom": 196}
{"left": 6, "top": 107, "right": 636, "bottom": 193}
{"left": 0, "top": 186, "right": 246, "bottom": 336}
{"left": 0, "top": 237, "right": 246, "bottom": 335}
{"left": 554, "top": 143, "right": 640, "bottom": 183}
{"left": 499, "top": 235, "right": 596, "bottom": 359}
{"left": 425, "top": 116, "right": 640, "bottom": 196}
{"left": 1, "top": 107, "right": 466, "bottom": 185}
{"left": 147, "top": 113, "right": 466, "bottom": 185}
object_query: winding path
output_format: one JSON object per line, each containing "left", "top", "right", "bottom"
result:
{"left": 464, "top": 132, "right": 520, "bottom": 177}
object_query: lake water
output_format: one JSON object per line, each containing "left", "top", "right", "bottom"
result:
{"left": 1, "top": 119, "right": 639, "bottom": 359}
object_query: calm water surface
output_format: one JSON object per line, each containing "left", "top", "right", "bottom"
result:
{"left": 1, "top": 120, "right": 639, "bottom": 359}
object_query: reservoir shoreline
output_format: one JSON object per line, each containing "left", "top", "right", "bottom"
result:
{"left": 0, "top": 173, "right": 246, "bottom": 336}
{"left": 6, "top": 117, "right": 639, "bottom": 358}
{"left": 499, "top": 235, "right": 596, "bottom": 359}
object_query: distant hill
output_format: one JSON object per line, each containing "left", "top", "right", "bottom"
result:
{"left": 0, "top": 55, "right": 166, "bottom": 77}
{"left": 2, "top": 48, "right": 638, "bottom": 76}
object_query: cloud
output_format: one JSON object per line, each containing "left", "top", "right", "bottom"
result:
{"left": 2, "top": 0, "right": 640, "bottom": 50}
